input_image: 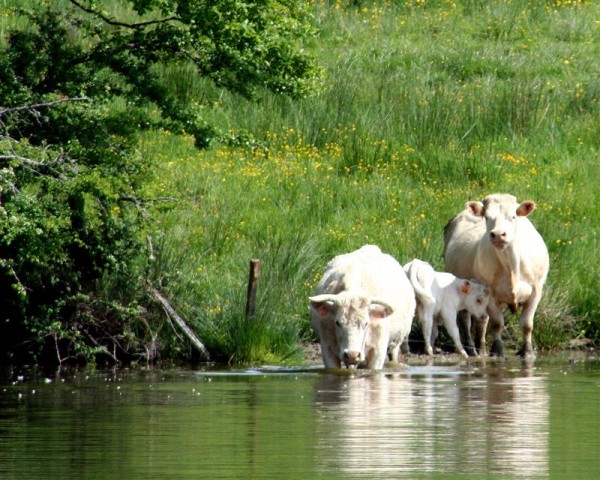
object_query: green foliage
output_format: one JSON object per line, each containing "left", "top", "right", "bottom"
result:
{"left": 1, "top": 0, "right": 598, "bottom": 366}
{"left": 0, "top": 0, "right": 322, "bottom": 365}
{"left": 141, "top": 0, "right": 599, "bottom": 357}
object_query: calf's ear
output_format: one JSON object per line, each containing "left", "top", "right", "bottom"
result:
{"left": 460, "top": 280, "right": 471, "bottom": 294}
{"left": 516, "top": 200, "right": 536, "bottom": 217}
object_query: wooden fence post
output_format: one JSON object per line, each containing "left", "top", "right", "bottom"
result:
{"left": 245, "top": 259, "right": 260, "bottom": 318}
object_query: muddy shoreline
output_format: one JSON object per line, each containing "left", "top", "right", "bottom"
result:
{"left": 299, "top": 341, "right": 597, "bottom": 367}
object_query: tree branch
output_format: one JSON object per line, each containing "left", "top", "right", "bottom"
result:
{"left": 0, "top": 152, "right": 77, "bottom": 180}
{"left": 68, "top": 0, "right": 181, "bottom": 29}
{"left": 119, "top": 195, "right": 178, "bottom": 206}
{"left": 148, "top": 286, "right": 211, "bottom": 360}
{"left": 0, "top": 97, "right": 92, "bottom": 117}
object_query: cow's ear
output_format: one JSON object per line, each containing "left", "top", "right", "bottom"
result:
{"left": 517, "top": 200, "right": 536, "bottom": 217}
{"left": 460, "top": 280, "right": 471, "bottom": 294}
{"left": 310, "top": 295, "right": 340, "bottom": 318}
{"left": 369, "top": 301, "right": 393, "bottom": 320}
{"left": 466, "top": 201, "right": 484, "bottom": 217}
{"left": 309, "top": 300, "right": 334, "bottom": 318}
{"left": 369, "top": 305, "right": 387, "bottom": 320}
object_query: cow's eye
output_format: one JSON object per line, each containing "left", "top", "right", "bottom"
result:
{"left": 335, "top": 320, "right": 341, "bottom": 327}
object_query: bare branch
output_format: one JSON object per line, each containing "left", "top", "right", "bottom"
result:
{"left": 119, "top": 195, "right": 178, "bottom": 206}
{"left": 148, "top": 286, "right": 211, "bottom": 360}
{"left": 68, "top": 0, "right": 181, "bottom": 29}
{"left": 0, "top": 97, "right": 92, "bottom": 117}
{"left": 0, "top": 153, "right": 77, "bottom": 180}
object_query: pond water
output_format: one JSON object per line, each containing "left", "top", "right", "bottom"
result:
{"left": 1, "top": 354, "right": 599, "bottom": 479}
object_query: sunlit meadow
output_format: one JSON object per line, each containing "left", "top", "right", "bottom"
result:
{"left": 23, "top": 0, "right": 587, "bottom": 363}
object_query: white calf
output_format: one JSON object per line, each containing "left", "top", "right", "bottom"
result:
{"left": 403, "top": 259, "right": 490, "bottom": 359}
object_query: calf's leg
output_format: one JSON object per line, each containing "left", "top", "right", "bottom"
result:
{"left": 457, "top": 310, "right": 477, "bottom": 356}
{"left": 418, "top": 304, "right": 435, "bottom": 356}
{"left": 440, "top": 307, "right": 469, "bottom": 359}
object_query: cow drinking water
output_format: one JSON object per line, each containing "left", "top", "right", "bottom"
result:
{"left": 309, "top": 245, "right": 416, "bottom": 369}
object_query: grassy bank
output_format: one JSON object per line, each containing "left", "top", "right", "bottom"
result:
{"left": 4, "top": 1, "right": 598, "bottom": 364}
{"left": 136, "top": 0, "right": 598, "bottom": 363}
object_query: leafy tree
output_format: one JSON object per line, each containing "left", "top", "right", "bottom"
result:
{"left": 0, "top": 0, "right": 321, "bottom": 364}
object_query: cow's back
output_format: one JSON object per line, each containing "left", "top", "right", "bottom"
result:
{"left": 315, "top": 245, "right": 381, "bottom": 295}
{"left": 443, "top": 211, "right": 485, "bottom": 280}
{"left": 514, "top": 217, "right": 550, "bottom": 285}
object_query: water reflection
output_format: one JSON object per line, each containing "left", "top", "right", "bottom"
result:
{"left": 5, "top": 360, "right": 593, "bottom": 479}
{"left": 313, "top": 363, "right": 549, "bottom": 478}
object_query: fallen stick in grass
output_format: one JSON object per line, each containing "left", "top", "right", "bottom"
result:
{"left": 148, "top": 286, "right": 211, "bottom": 360}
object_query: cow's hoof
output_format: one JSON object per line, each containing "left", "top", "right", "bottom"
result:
{"left": 517, "top": 343, "right": 536, "bottom": 360}
{"left": 490, "top": 339, "right": 504, "bottom": 357}
{"left": 465, "top": 344, "right": 478, "bottom": 357}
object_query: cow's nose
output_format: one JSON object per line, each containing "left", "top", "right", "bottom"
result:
{"left": 343, "top": 351, "right": 361, "bottom": 367}
{"left": 490, "top": 231, "right": 506, "bottom": 240}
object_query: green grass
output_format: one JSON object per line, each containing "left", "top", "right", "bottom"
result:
{"left": 3, "top": 0, "right": 598, "bottom": 362}
{"left": 136, "top": 0, "right": 599, "bottom": 362}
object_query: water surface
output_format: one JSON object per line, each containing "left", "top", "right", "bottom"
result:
{"left": 1, "top": 354, "right": 599, "bottom": 479}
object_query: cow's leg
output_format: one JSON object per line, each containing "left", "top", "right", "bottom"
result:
{"left": 488, "top": 301, "right": 505, "bottom": 357}
{"left": 517, "top": 285, "right": 543, "bottom": 359}
{"left": 473, "top": 315, "right": 489, "bottom": 356}
{"left": 457, "top": 310, "right": 477, "bottom": 356}
{"left": 367, "top": 348, "right": 388, "bottom": 370}
{"left": 430, "top": 321, "right": 439, "bottom": 351}
{"left": 365, "top": 327, "right": 389, "bottom": 369}
{"left": 400, "top": 336, "right": 410, "bottom": 355}
{"left": 440, "top": 308, "right": 468, "bottom": 359}
{"left": 419, "top": 304, "right": 435, "bottom": 356}
{"left": 388, "top": 340, "right": 401, "bottom": 363}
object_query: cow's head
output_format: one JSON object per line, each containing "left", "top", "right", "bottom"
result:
{"left": 466, "top": 194, "right": 535, "bottom": 250}
{"left": 309, "top": 293, "right": 393, "bottom": 368}
{"left": 459, "top": 280, "right": 490, "bottom": 322}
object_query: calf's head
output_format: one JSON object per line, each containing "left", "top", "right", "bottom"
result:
{"left": 459, "top": 280, "right": 490, "bottom": 322}
{"left": 466, "top": 194, "right": 535, "bottom": 250}
{"left": 309, "top": 293, "right": 393, "bottom": 368}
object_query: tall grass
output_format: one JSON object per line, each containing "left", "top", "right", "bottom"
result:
{"left": 137, "top": 0, "right": 600, "bottom": 361}
{"left": 3, "top": 0, "right": 593, "bottom": 361}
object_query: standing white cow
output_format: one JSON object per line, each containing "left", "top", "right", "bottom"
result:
{"left": 443, "top": 194, "right": 549, "bottom": 359}
{"left": 403, "top": 259, "right": 490, "bottom": 359}
{"left": 309, "top": 245, "right": 416, "bottom": 369}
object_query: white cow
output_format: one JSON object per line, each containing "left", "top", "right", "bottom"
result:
{"left": 443, "top": 194, "right": 549, "bottom": 359}
{"left": 309, "top": 245, "right": 416, "bottom": 369}
{"left": 403, "top": 259, "right": 490, "bottom": 359}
